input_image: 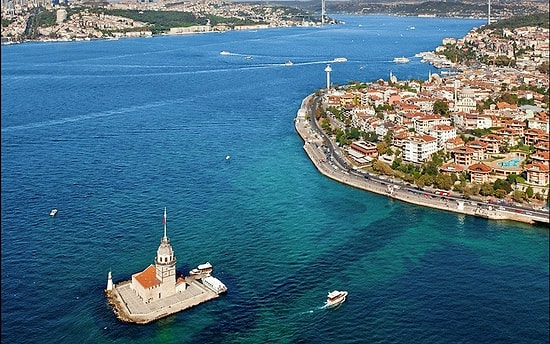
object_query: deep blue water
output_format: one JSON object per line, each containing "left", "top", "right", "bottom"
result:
{"left": 2, "top": 15, "right": 548, "bottom": 344}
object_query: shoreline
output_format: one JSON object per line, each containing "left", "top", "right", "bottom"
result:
{"left": 294, "top": 93, "right": 549, "bottom": 227}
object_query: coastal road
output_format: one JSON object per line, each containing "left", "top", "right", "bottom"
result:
{"left": 296, "top": 93, "right": 549, "bottom": 226}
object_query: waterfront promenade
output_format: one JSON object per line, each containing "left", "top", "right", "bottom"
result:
{"left": 294, "top": 94, "right": 549, "bottom": 226}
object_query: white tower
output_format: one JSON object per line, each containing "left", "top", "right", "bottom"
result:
{"left": 155, "top": 207, "right": 177, "bottom": 286}
{"left": 324, "top": 64, "right": 332, "bottom": 90}
{"left": 321, "top": 0, "right": 326, "bottom": 25}
{"left": 106, "top": 270, "right": 113, "bottom": 291}
{"left": 487, "top": 0, "right": 491, "bottom": 25}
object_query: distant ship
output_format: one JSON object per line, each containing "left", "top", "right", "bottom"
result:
{"left": 333, "top": 57, "right": 347, "bottom": 63}
{"left": 393, "top": 56, "right": 410, "bottom": 63}
{"left": 220, "top": 51, "right": 231, "bottom": 55}
{"left": 284, "top": 60, "right": 293, "bottom": 66}
{"left": 50, "top": 208, "right": 58, "bottom": 217}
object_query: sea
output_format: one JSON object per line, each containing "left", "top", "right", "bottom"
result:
{"left": 1, "top": 15, "right": 549, "bottom": 344}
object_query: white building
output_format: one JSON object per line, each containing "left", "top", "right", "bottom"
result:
{"left": 402, "top": 135, "right": 438, "bottom": 163}
{"left": 429, "top": 124, "right": 457, "bottom": 150}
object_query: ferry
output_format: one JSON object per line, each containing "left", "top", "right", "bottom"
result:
{"left": 189, "top": 262, "right": 213, "bottom": 276}
{"left": 325, "top": 290, "right": 348, "bottom": 308}
{"left": 393, "top": 56, "right": 410, "bottom": 63}
{"left": 220, "top": 51, "right": 231, "bottom": 55}
{"left": 201, "top": 275, "right": 227, "bottom": 294}
{"left": 50, "top": 208, "right": 58, "bottom": 217}
{"left": 333, "top": 57, "right": 347, "bottom": 63}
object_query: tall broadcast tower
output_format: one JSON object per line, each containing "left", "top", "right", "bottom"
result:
{"left": 324, "top": 64, "right": 332, "bottom": 90}
{"left": 321, "top": 0, "right": 326, "bottom": 25}
{"left": 487, "top": 0, "right": 491, "bottom": 25}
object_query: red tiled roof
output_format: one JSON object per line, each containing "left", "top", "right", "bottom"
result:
{"left": 468, "top": 163, "right": 492, "bottom": 173}
{"left": 134, "top": 264, "right": 161, "bottom": 289}
{"left": 525, "top": 163, "right": 549, "bottom": 172}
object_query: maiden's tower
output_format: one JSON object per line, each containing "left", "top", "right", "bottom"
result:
{"left": 105, "top": 208, "right": 227, "bottom": 324}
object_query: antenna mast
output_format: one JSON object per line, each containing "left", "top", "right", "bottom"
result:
{"left": 487, "top": 0, "right": 491, "bottom": 25}
{"left": 321, "top": 0, "right": 326, "bottom": 25}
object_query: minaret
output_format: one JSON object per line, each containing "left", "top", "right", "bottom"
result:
{"left": 155, "top": 207, "right": 177, "bottom": 287}
{"left": 324, "top": 64, "right": 332, "bottom": 90}
{"left": 106, "top": 270, "right": 113, "bottom": 291}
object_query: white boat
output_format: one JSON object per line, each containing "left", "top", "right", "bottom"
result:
{"left": 325, "top": 290, "right": 348, "bottom": 308}
{"left": 225, "top": 155, "right": 231, "bottom": 160}
{"left": 284, "top": 60, "right": 293, "bottom": 66}
{"left": 393, "top": 56, "right": 410, "bottom": 63}
{"left": 201, "top": 275, "right": 227, "bottom": 294}
{"left": 220, "top": 51, "right": 231, "bottom": 55}
{"left": 333, "top": 57, "right": 347, "bottom": 62}
{"left": 50, "top": 209, "right": 58, "bottom": 217}
{"left": 244, "top": 56, "right": 252, "bottom": 60}
{"left": 189, "top": 262, "right": 213, "bottom": 276}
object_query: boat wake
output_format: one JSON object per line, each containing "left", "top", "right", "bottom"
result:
{"left": 298, "top": 305, "right": 327, "bottom": 315}
{"left": 2, "top": 100, "right": 175, "bottom": 132}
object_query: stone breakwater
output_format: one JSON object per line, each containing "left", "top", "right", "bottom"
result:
{"left": 294, "top": 94, "right": 548, "bottom": 226}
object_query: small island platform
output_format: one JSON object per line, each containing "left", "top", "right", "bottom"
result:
{"left": 106, "top": 274, "right": 223, "bottom": 325}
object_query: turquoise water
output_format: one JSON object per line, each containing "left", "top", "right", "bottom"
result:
{"left": 2, "top": 15, "right": 548, "bottom": 344}
{"left": 498, "top": 157, "right": 522, "bottom": 167}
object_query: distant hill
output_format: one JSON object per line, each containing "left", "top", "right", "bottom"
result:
{"left": 484, "top": 12, "right": 549, "bottom": 30}
{"left": 263, "top": 0, "right": 548, "bottom": 19}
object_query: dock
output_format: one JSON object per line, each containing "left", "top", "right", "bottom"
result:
{"left": 106, "top": 275, "right": 222, "bottom": 324}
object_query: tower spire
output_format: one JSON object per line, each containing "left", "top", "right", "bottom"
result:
{"left": 163, "top": 207, "right": 167, "bottom": 240}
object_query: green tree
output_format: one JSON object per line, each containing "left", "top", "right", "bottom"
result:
{"left": 364, "top": 131, "right": 378, "bottom": 142}
{"left": 480, "top": 182, "right": 494, "bottom": 196}
{"left": 494, "top": 189, "right": 508, "bottom": 198}
{"left": 434, "top": 174, "right": 453, "bottom": 190}
{"left": 512, "top": 190, "right": 524, "bottom": 203}
{"left": 376, "top": 142, "right": 388, "bottom": 155}
{"left": 418, "top": 174, "right": 434, "bottom": 187}
{"left": 372, "top": 160, "right": 393, "bottom": 176}
{"left": 526, "top": 186, "right": 534, "bottom": 198}
{"left": 433, "top": 100, "right": 449, "bottom": 116}
{"left": 493, "top": 179, "right": 512, "bottom": 193}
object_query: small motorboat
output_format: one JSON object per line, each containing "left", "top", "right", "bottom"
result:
{"left": 393, "top": 56, "right": 410, "bottom": 63}
{"left": 189, "top": 262, "right": 213, "bottom": 276}
{"left": 50, "top": 209, "right": 58, "bottom": 217}
{"left": 325, "top": 290, "right": 348, "bottom": 308}
{"left": 284, "top": 60, "right": 293, "bottom": 66}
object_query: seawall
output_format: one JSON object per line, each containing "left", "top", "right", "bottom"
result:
{"left": 294, "top": 93, "right": 547, "bottom": 226}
